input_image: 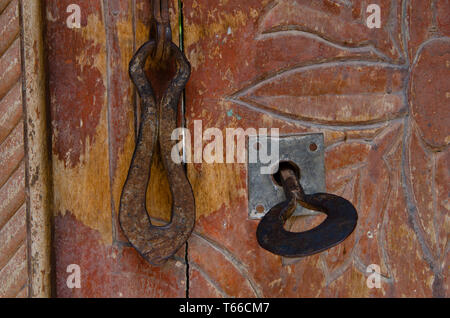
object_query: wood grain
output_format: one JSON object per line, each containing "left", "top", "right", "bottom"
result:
{"left": 183, "top": 0, "right": 448, "bottom": 298}
{"left": 0, "top": 0, "right": 28, "bottom": 298}
{"left": 46, "top": 0, "right": 186, "bottom": 297}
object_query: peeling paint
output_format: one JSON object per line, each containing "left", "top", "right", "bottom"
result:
{"left": 53, "top": 108, "right": 112, "bottom": 244}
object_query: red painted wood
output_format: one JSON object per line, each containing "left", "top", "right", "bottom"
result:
{"left": 46, "top": 0, "right": 186, "bottom": 297}
{"left": 182, "top": 0, "right": 449, "bottom": 298}
{"left": 44, "top": 0, "right": 449, "bottom": 298}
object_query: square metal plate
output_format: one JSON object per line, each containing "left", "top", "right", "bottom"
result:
{"left": 247, "top": 133, "right": 325, "bottom": 220}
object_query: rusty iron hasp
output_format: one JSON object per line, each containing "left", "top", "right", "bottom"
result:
{"left": 256, "top": 167, "right": 357, "bottom": 258}
{"left": 151, "top": 0, "right": 171, "bottom": 62}
{"left": 119, "top": 40, "right": 195, "bottom": 266}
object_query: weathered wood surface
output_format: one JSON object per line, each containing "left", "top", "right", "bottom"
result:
{"left": 183, "top": 0, "right": 449, "bottom": 298}
{"left": 0, "top": 0, "right": 28, "bottom": 298}
{"left": 46, "top": 0, "right": 186, "bottom": 297}
{"left": 21, "top": 0, "right": 53, "bottom": 298}
{"left": 44, "top": 0, "right": 448, "bottom": 297}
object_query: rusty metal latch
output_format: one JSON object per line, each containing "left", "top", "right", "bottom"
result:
{"left": 256, "top": 163, "right": 358, "bottom": 258}
{"left": 119, "top": 0, "right": 195, "bottom": 266}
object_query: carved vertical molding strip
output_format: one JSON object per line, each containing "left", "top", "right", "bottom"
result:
{"left": 20, "top": 0, "right": 52, "bottom": 298}
{"left": 0, "top": 0, "right": 27, "bottom": 298}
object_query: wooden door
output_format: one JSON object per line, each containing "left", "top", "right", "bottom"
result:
{"left": 44, "top": 0, "right": 449, "bottom": 297}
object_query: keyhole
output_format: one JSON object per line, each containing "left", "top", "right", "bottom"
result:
{"left": 271, "top": 161, "right": 301, "bottom": 187}
{"left": 309, "top": 142, "right": 318, "bottom": 152}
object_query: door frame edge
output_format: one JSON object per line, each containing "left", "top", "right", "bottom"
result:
{"left": 19, "top": 0, "right": 52, "bottom": 298}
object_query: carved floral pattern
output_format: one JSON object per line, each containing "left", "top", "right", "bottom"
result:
{"left": 186, "top": 0, "right": 449, "bottom": 297}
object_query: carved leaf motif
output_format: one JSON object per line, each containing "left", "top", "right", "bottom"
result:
{"left": 320, "top": 142, "right": 367, "bottom": 279}
{"left": 407, "top": 126, "right": 450, "bottom": 266}
{"left": 225, "top": 0, "right": 411, "bottom": 285}
{"left": 409, "top": 39, "right": 450, "bottom": 149}
{"left": 188, "top": 234, "right": 261, "bottom": 298}
{"left": 230, "top": 62, "right": 407, "bottom": 126}
{"left": 406, "top": 38, "right": 450, "bottom": 277}
{"left": 183, "top": 0, "right": 447, "bottom": 296}
{"left": 321, "top": 123, "right": 402, "bottom": 280}
{"left": 258, "top": 0, "right": 405, "bottom": 63}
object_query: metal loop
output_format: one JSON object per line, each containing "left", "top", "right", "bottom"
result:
{"left": 120, "top": 40, "right": 194, "bottom": 266}
{"left": 151, "top": 0, "right": 172, "bottom": 62}
{"left": 256, "top": 167, "right": 358, "bottom": 258}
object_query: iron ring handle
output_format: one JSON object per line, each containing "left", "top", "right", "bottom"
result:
{"left": 256, "top": 170, "right": 358, "bottom": 258}
{"left": 119, "top": 40, "right": 195, "bottom": 266}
